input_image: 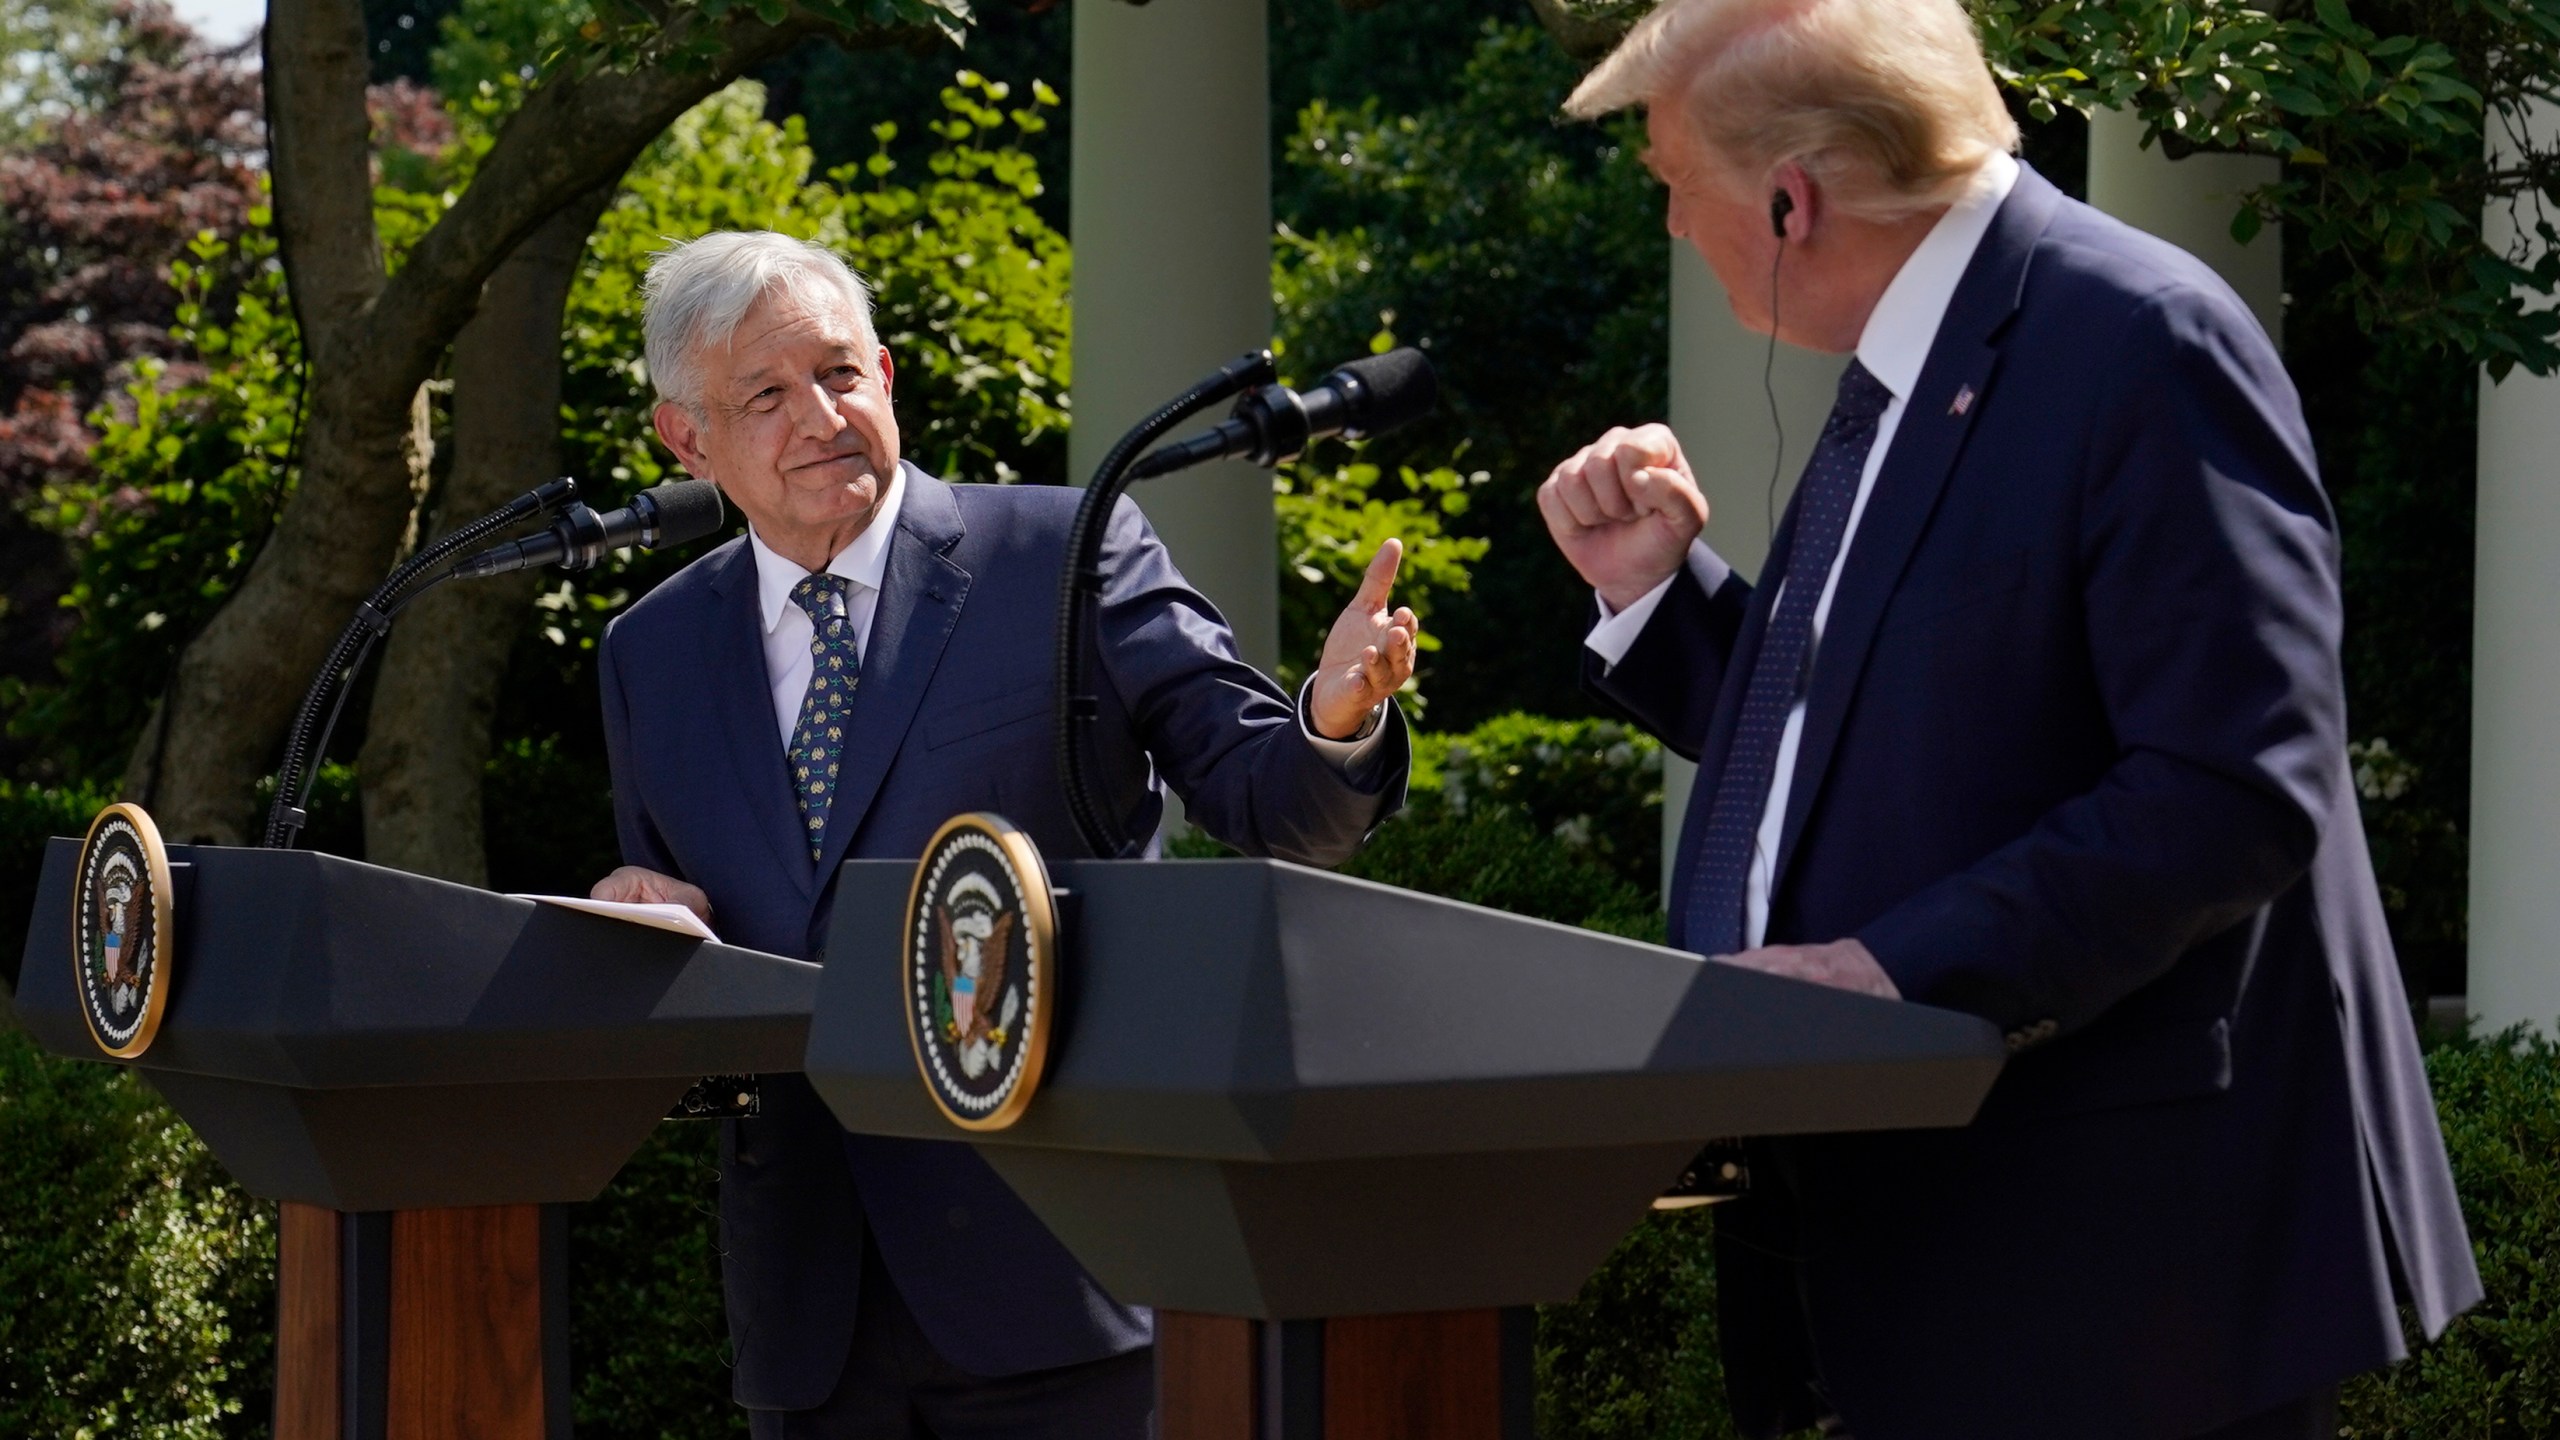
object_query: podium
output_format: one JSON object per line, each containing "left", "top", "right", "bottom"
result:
{"left": 810, "top": 858, "right": 2005, "bottom": 1438}
{"left": 13, "top": 841, "right": 2006, "bottom": 1439}
{"left": 11, "top": 840, "right": 817, "bottom": 1440}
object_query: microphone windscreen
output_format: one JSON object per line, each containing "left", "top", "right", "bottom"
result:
{"left": 642, "top": 480, "right": 726, "bottom": 548}
{"left": 1331, "top": 347, "right": 1438, "bottom": 437}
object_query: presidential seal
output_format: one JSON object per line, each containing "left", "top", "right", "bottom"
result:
{"left": 903, "top": 813, "right": 1057, "bottom": 1132}
{"left": 72, "top": 802, "right": 174, "bottom": 1059}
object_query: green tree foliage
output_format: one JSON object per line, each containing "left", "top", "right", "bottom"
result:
{"left": 0, "top": 0, "right": 140, "bottom": 143}
{"left": 1274, "top": 19, "right": 1668, "bottom": 724}
{"left": 1973, "top": 0, "right": 2560, "bottom": 374}
{"left": 0, "top": 777, "right": 101, "bottom": 950}
{"left": 7, "top": 177, "right": 443, "bottom": 789}
{"left": 0, "top": 1026, "right": 275, "bottom": 1440}
{"left": 1272, "top": 448, "right": 1488, "bottom": 703}
{"left": 12, "top": 222, "right": 307, "bottom": 786}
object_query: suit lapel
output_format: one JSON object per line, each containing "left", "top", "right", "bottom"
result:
{"left": 704, "top": 541, "right": 816, "bottom": 895}
{"left": 1768, "top": 167, "right": 2064, "bottom": 900}
{"left": 816, "top": 466, "right": 972, "bottom": 877}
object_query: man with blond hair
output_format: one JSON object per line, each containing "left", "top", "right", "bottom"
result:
{"left": 591, "top": 230, "right": 1420, "bottom": 1437}
{"left": 1540, "top": 2, "right": 2479, "bottom": 1436}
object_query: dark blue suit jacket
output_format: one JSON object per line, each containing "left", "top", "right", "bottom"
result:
{"left": 600, "top": 466, "right": 1407, "bottom": 1408}
{"left": 1594, "top": 167, "right": 2480, "bottom": 1439}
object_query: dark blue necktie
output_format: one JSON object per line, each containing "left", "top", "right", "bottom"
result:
{"left": 1683, "top": 359, "right": 1895, "bottom": 955}
{"left": 787, "top": 573, "right": 861, "bottom": 864}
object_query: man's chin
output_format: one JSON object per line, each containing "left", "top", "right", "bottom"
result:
{"left": 785, "top": 472, "right": 885, "bottom": 528}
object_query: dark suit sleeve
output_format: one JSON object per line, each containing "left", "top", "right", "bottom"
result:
{"left": 1091, "top": 495, "right": 1408, "bottom": 867}
{"left": 598, "top": 619, "right": 681, "bottom": 877}
{"left": 1583, "top": 553, "right": 1755, "bottom": 762}
{"left": 1858, "top": 290, "right": 2342, "bottom": 1036}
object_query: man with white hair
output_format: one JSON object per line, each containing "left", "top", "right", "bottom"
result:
{"left": 1540, "top": 3, "right": 2479, "bottom": 1436}
{"left": 590, "top": 230, "right": 1418, "bottom": 1437}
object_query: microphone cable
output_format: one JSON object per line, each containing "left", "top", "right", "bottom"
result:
{"left": 1763, "top": 224, "right": 1786, "bottom": 554}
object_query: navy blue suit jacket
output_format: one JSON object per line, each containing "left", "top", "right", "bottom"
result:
{"left": 600, "top": 466, "right": 1408, "bottom": 1408}
{"left": 1594, "top": 167, "right": 2479, "bottom": 1439}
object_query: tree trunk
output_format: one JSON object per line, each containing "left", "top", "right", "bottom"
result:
{"left": 121, "top": 0, "right": 402, "bottom": 842}
{"left": 120, "top": 0, "right": 826, "bottom": 845}
{"left": 358, "top": 192, "right": 609, "bottom": 885}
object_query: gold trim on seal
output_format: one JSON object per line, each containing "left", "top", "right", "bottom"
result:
{"left": 73, "top": 802, "right": 174, "bottom": 1060}
{"left": 901, "top": 812, "right": 1058, "bottom": 1132}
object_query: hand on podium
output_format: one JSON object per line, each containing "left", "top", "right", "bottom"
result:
{"left": 1308, "top": 538, "right": 1420, "bottom": 741}
{"left": 591, "top": 866, "right": 714, "bottom": 929}
{"left": 1717, "top": 938, "right": 1900, "bottom": 1001}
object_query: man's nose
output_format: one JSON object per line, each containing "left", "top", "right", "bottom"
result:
{"left": 784, "top": 381, "right": 846, "bottom": 439}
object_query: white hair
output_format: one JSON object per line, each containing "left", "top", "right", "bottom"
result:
{"left": 1565, "top": 0, "right": 2018, "bottom": 222}
{"left": 641, "top": 231, "right": 879, "bottom": 413}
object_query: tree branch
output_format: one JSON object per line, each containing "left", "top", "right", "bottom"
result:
{"left": 351, "top": 15, "right": 826, "bottom": 413}
{"left": 262, "top": 0, "right": 383, "bottom": 368}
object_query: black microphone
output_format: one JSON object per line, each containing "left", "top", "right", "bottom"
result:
{"left": 450, "top": 479, "right": 727, "bottom": 579}
{"left": 1127, "top": 348, "right": 1439, "bottom": 479}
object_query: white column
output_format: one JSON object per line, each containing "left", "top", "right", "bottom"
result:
{"left": 2469, "top": 102, "right": 2560, "bottom": 1031}
{"left": 1658, "top": 242, "right": 1846, "bottom": 898}
{"left": 2085, "top": 108, "right": 2285, "bottom": 344}
{"left": 1070, "top": 0, "right": 1277, "bottom": 669}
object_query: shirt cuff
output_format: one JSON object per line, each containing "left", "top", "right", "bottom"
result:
{"left": 1584, "top": 541, "right": 1728, "bottom": 674}
{"left": 1297, "top": 676, "right": 1389, "bottom": 774}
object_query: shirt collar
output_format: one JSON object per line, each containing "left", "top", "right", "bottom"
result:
{"left": 1853, "top": 150, "right": 2021, "bottom": 403}
{"left": 747, "top": 460, "right": 908, "bottom": 635}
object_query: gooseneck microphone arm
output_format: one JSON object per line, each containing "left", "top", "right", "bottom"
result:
{"left": 260, "top": 478, "right": 582, "bottom": 850}
{"left": 1056, "top": 350, "right": 1278, "bottom": 859}
{"left": 1055, "top": 345, "right": 1440, "bottom": 858}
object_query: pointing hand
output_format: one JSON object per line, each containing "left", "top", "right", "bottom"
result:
{"left": 1308, "top": 538, "right": 1418, "bottom": 741}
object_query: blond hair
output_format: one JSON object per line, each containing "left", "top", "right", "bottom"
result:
{"left": 1565, "top": 0, "right": 2018, "bottom": 222}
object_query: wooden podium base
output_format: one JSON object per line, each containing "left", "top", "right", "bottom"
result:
{"left": 275, "top": 1202, "right": 569, "bottom": 1440}
{"left": 274, "top": 1207, "right": 1520, "bottom": 1438}
{"left": 1156, "top": 1309, "right": 1534, "bottom": 1440}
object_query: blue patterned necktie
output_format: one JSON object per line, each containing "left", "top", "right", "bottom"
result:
{"left": 1683, "top": 359, "right": 1895, "bottom": 955}
{"left": 787, "top": 573, "right": 861, "bottom": 864}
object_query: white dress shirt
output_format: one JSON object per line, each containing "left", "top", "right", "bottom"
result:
{"left": 751, "top": 464, "right": 908, "bottom": 745}
{"left": 1587, "top": 152, "right": 2021, "bottom": 949}
{"left": 748, "top": 461, "right": 1389, "bottom": 774}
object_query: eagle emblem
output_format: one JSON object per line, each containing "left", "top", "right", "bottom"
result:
{"left": 73, "top": 802, "right": 174, "bottom": 1059}
{"left": 96, "top": 857, "right": 138, "bottom": 1014}
{"left": 934, "top": 873, "right": 1020, "bottom": 1078}
{"left": 904, "top": 813, "right": 1058, "bottom": 1131}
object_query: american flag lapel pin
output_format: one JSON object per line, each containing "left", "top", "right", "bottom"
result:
{"left": 1949, "top": 384, "right": 1976, "bottom": 416}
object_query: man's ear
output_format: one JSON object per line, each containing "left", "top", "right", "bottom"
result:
{"left": 652, "top": 400, "right": 709, "bottom": 478}
{"left": 875, "top": 345, "right": 894, "bottom": 399}
{"left": 1771, "top": 162, "right": 1816, "bottom": 244}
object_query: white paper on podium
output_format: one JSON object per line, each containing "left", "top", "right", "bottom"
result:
{"left": 508, "top": 893, "right": 719, "bottom": 942}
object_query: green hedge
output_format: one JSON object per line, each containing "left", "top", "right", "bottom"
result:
{"left": 0, "top": 1026, "right": 272, "bottom": 1439}
{"left": 2339, "top": 1029, "right": 2560, "bottom": 1437}
{"left": 568, "top": 1123, "right": 744, "bottom": 1439}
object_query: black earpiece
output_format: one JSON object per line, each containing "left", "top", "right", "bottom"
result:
{"left": 1769, "top": 190, "right": 1795, "bottom": 240}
